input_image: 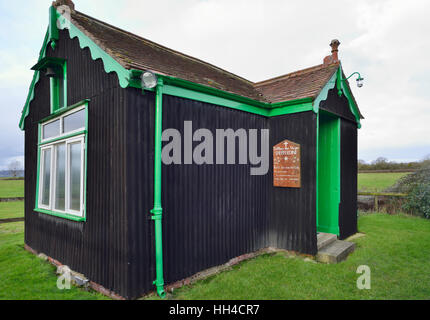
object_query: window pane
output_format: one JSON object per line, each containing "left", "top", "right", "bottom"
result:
{"left": 43, "top": 120, "right": 60, "bottom": 140}
{"left": 63, "top": 109, "right": 85, "bottom": 133}
{"left": 54, "top": 143, "right": 66, "bottom": 211}
{"left": 41, "top": 149, "right": 51, "bottom": 206}
{"left": 69, "top": 142, "right": 82, "bottom": 212}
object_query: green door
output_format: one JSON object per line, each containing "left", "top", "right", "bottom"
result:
{"left": 317, "top": 112, "right": 340, "bottom": 235}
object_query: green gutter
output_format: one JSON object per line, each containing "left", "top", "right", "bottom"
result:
{"left": 150, "top": 78, "right": 166, "bottom": 299}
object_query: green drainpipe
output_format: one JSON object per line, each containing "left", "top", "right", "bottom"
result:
{"left": 151, "top": 78, "right": 166, "bottom": 299}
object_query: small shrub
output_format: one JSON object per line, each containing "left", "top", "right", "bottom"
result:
{"left": 395, "top": 166, "right": 430, "bottom": 218}
{"left": 403, "top": 183, "right": 430, "bottom": 219}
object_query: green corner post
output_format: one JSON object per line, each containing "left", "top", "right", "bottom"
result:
{"left": 151, "top": 78, "right": 166, "bottom": 299}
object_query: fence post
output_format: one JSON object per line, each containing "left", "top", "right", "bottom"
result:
{"left": 374, "top": 195, "right": 379, "bottom": 212}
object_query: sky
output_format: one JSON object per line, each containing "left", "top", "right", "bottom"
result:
{"left": 0, "top": 0, "right": 429, "bottom": 170}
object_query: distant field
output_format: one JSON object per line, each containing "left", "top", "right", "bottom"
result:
{"left": 0, "top": 202, "right": 24, "bottom": 220}
{"left": 358, "top": 172, "right": 410, "bottom": 192}
{"left": 0, "top": 179, "right": 24, "bottom": 198}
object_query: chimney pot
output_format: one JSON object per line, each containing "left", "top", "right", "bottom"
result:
{"left": 52, "top": 0, "right": 75, "bottom": 11}
{"left": 323, "top": 39, "right": 341, "bottom": 65}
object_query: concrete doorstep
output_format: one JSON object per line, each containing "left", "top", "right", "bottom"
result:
{"left": 316, "top": 232, "right": 356, "bottom": 264}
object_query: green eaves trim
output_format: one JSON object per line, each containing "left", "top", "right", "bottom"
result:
{"left": 338, "top": 64, "right": 362, "bottom": 128}
{"left": 56, "top": 12, "right": 130, "bottom": 88}
{"left": 160, "top": 74, "right": 314, "bottom": 117}
{"left": 162, "top": 84, "right": 270, "bottom": 117}
{"left": 313, "top": 66, "right": 362, "bottom": 128}
{"left": 19, "top": 29, "right": 50, "bottom": 130}
{"left": 313, "top": 70, "right": 338, "bottom": 114}
{"left": 19, "top": 6, "right": 132, "bottom": 130}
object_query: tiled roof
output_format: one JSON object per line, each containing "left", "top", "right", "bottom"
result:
{"left": 254, "top": 63, "right": 339, "bottom": 104}
{"left": 68, "top": 9, "right": 340, "bottom": 104}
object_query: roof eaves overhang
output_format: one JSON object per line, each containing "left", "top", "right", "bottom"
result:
{"left": 20, "top": 5, "right": 358, "bottom": 130}
{"left": 19, "top": 6, "right": 133, "bottom": 130}
{"left": 313, "top": 64, "right": 363, "bottom": 128}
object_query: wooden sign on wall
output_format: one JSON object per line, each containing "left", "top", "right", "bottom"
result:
{"left": 273, "top": 140, "right": 301, "bottom": 188}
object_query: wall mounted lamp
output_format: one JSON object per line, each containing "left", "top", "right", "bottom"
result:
{"left": 343, "top": 72, "right": 364, "bottom": 88}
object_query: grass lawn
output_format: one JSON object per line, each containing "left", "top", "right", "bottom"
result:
{"left": 1, "top": 214, "right": 429, "bottom": 300}
{"left": 0, "top": 201, "right": 24, "bottom": 220}
{"left": 0, "top": 179, "right": 24, "bottom": 198}
{"left": 147, "top": 213, "right": 430, "bottom": 300}
{"left": 0, "top": 222, "right": 108, "bottom": 300}
{"left": 358, "top": 172, "right": 410, "bottom": 192}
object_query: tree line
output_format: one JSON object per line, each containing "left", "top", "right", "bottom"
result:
{"left": 358, "top": 155, "right": 430, "bottom": 171}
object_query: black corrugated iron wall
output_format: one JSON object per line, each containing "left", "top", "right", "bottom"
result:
{"left": 126, "top": 92, "right": 272, "bottom": 298}
{"left": 339, "top": 119, "right": 358, "bottom": 239}
{"left": 24, "top": 30, "right": 131, "bottom": 297}
{"left": 269, "top": 113, "right": 318, "bottom": 254}
{"left": 125, "top": 89, "right": 319, "bottom": 298}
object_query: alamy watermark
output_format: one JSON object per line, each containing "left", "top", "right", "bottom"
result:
{"left": 356, "top": 265, "right": 371, "bottom": 290}
{"left": 56, "top": 266, "right": 71, "bottom": 290}
{"left": 161, "top": 121, "right": 269, "bottom": 176}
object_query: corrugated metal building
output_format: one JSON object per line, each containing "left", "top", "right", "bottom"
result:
{"left": 20, "top": 0, "right": 363, "bottom": 299}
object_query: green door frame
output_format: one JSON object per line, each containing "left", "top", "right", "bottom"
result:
{"left": 317, "top": 110, "right": 340, "bottom": 236}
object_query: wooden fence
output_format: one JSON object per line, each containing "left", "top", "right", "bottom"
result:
{"left": 358, "top": 192, "right": 408, "bottom": 211}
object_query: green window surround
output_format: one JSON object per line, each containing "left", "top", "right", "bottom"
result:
{"left": 32, "top": 57, "right": 68, "bottom": 114}
{"left": 35, "top": 100, "right": 88, "bottom": 222}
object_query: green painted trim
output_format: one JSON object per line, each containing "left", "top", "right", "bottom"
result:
{"left": 160, "top": 74, "right": 315, "bottom": 117}
{"left": 315, "top": 112, "right": 319, "bottom": 232}
{"left": 83, "top": 102, "right": 88, "bottom": 222}
{"left": 34, "top": 208, "right": 85, "bottom": 222}
{"left": 35, "top": 101, "right": 89, "bottom": 223}
{"left": 317, "top": 225, "right": 340, "bottom": 235}
{"left": 151, "top": 78, "right": 166, "bottom": 299}
{"left": 31, "top": 57, "right": 65, "bottom": 71}
{"left": 313, "top": 70, "right": 338, "bottom": 114}
{"left": 317, "top": 111, "right": 340, "bottom": 236}
{"left": 40, "top": 99, "right": 89, "bottom": 123}
{"left": 161, "top": 75, "right": 268, "bottom": 109}
{"left": 162, "top": 84, "right": 270, "bottom": 117}
{"left": 338, "top": 64, "right": 362, "bottom": 128}
{"left": 270, "top": 97, "right": 314, "bottom": 108}
{"left": 56, "top": 10, "right": 130, "bottom": 88}
{"left": 313, "top": 66, "right": 362, "bottom": 128}
{"left": 49, "top": 5, "right": 59, "bottom": 49}
{"left": 268, "top": 102, "right": 313, "bottom": 117}
{"left": 35, "top": 123, "right": 42, "bottom": 210}
{"left": 19, "top": 6, "right": 131, "bottom": 130}
{"left": 39, "top": 130, "right": 87, "bottom": 146}
{"left": 19, "top": 29, "right": 50, "bottom": 130}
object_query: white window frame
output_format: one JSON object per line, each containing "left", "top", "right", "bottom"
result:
{"left": 38, "top": 135, "right": 85, "bottom": 217}
{"left": 38, "top": 146, "right": 53, "bottom": 210}
{"left": 41, "top": 106, "right": 86, "bottom": 143}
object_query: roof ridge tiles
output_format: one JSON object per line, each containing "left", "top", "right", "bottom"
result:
{"left": 254, "top": 62, "right": 339, "bottom": 87}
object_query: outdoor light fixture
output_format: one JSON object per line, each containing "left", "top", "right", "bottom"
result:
{"left": 141, "top": 71, "right": 158, "bottom": 89}
{"left": 356, "top": 76, "right": 364, "bottom": 88}
{"left": 343, "top": 72, "right": 364, "bottom": 88}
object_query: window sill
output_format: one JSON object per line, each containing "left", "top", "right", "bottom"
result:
{"left": 34, "top": 208, "right": 85, "bottom": 222}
